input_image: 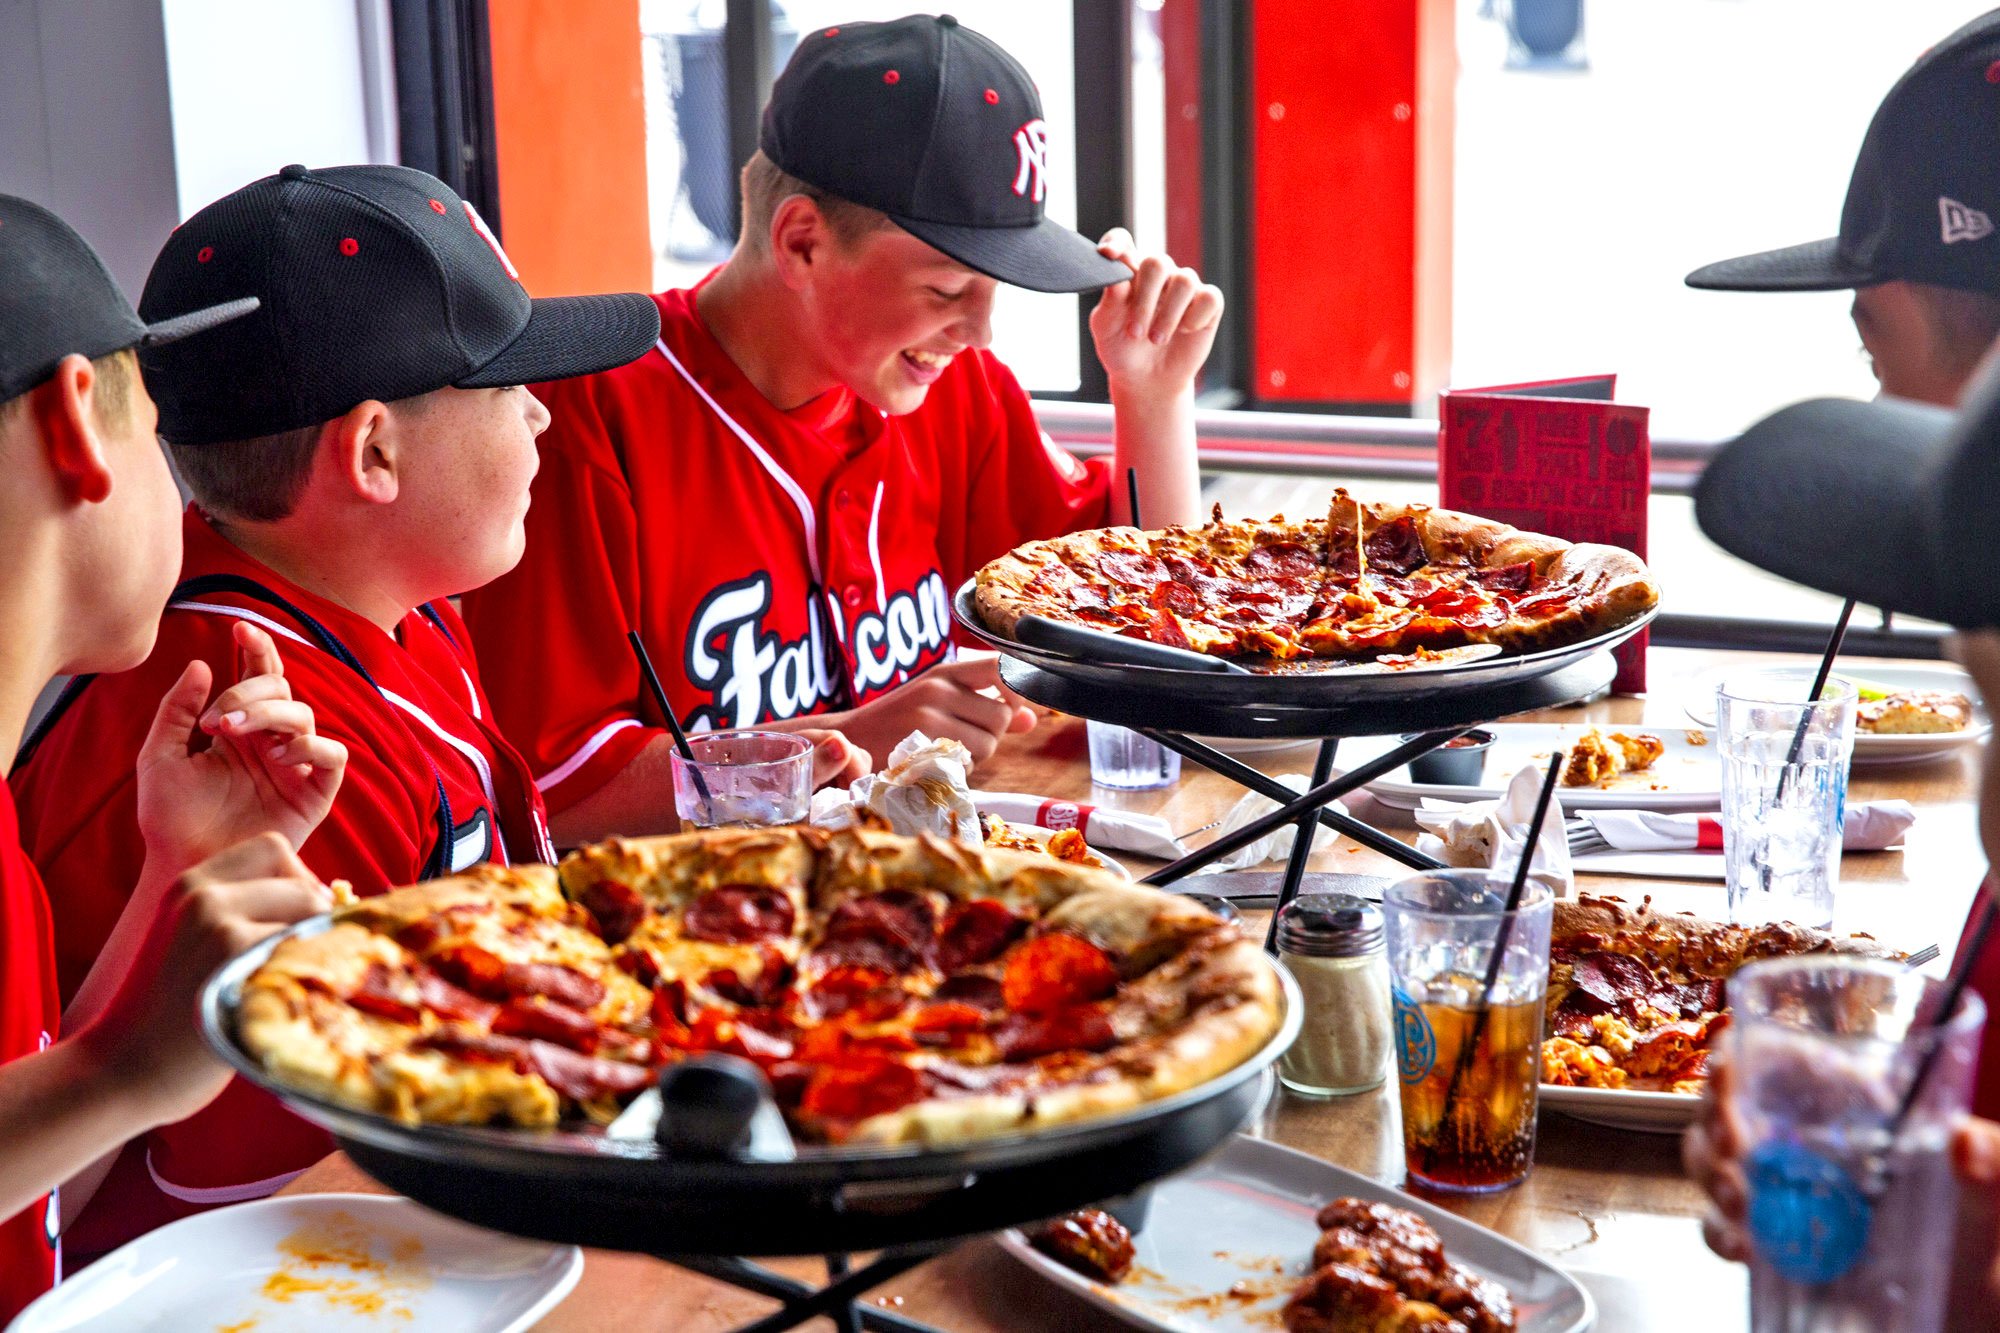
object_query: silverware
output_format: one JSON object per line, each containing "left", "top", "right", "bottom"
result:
{"left": 1176, "top": 817, "right": 1225, "bottom": 841}
{"left": 1565, "top": 817, "right": 1612, "bottom": 858}
{"left": 1903, "top": 943, "right": 1942, "bottom": 970}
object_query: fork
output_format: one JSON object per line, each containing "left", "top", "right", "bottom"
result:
{"left": 1902, "top": 942, "right": 1942, "bottom": 971}
{"left": 1566, "top": 818, "right": 1612, "bottom": 858}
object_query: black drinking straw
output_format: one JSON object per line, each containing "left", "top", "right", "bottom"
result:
{"left": 1880, "top": 892, "right": 1999, "bottom": 1175}
{"left": 628, "top": 629, "right": 713, "bottom": 818}
{"left": 1425, "top": 750, "right": 1565, "bottom": 1174}
{"left": 1772, "top": 598, "right": 1856, "bottom": 803}
{"left": 1126, "top": 466, "right": 1143, "bottom": 529}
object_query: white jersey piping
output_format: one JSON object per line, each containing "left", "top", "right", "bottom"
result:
{"left": 536, "top": 717, "right": 644, "bottom": 793}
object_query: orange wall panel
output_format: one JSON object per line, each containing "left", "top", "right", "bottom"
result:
{"left": 487, "top": 0, "right": 652, "bottom": 297}
{"left": 1251, "top": 0, "right": 1453, "bottom": 408}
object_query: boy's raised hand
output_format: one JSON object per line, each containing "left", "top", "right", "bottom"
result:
{"left": 136, "top": 620, "right": 348, "bottom": 874}
{"left": 1089, "top": 228, "right": 1224, "bottom": 395}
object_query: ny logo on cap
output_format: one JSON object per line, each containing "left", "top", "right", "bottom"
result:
{"left": 1940, "top": 196, "right": 1994, "bottom": 245}
{"left": 464, "top": 202, "right": 522, "bottom": 280}
{"left": 1011, "top": 119, "right": 1049, "bottom": 204}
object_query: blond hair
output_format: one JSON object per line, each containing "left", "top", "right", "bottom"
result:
{"left": 738, "top": 150, "right": 890, "bottom": 254}
{"left": 0, "top": 346, "right": 139, "bottom": 430}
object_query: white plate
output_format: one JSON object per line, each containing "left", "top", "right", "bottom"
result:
{"left": 992, "top": 820, "right": 1131, "bottom": 878}
{"left": 1340, "top": 724, "right": 1721, "bottom": 812}
{"left": 1684, "top": 663, "right": 1991, "bottom": 767}
{"left": 1187, "top": 734, "right": 1321, "bottom": 758}
{"left": 9, "top": 1194, "right": 582, "bottom": 1333}
{"left": 999, "top": 1134, "right": 1594, "bottom": 1333}
{"left": 1538, "top": 1082, "right": 1699, "bottom": 1134}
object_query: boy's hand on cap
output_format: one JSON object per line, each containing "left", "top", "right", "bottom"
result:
{"left": 136, "top": 621, "right": 348, "bottom": 876}
{"left": 80, "top": 832, "right": 330, "bottom": 1128}
{"left": 1089, "top": 229, "right": 1224, "bottom": 396}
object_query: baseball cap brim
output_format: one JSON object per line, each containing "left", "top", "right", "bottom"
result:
{"left": 1693, "top": 390, "right": 1992, "bottom": 627}
{"left": 892, "top": 213, "right": 1134, "bottom": 294}
{"left": 458, "top": 291, "right": 662, "bottom": 388}
{"left": 138, "top": 296, "right": 263, "bottom": 348}
{"left": 1684, "top": 237, "right": 1882, "bottom": 292}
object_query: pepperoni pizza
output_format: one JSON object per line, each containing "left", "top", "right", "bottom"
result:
{"left": 236, "top": 827, "right": 1282, "bottom": 1145}
{"left": 974, "top": 492, "right": 1658, "bottom": 667}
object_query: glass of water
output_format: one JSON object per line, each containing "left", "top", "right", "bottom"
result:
{"left": 1729, "top": 956, "right": 1984, "bottom": 1333}
{"left": 670, "top": 730, "right": 814, "bottom": 828}
{"left": 1718, "top": 669, "right": 1857, "bottom": 930}
{"left": 1086, "top": 720, "right": 1181, "bottom": 790}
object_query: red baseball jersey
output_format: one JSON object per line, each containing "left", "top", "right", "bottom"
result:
{"left": 10, "top": 507, "right": 554, "bottom": 1259}
{"left": 458, "top": 280, "right": 1111, "bottom": 812}
{"left": 1953, "top": 878, "right": 2000, "bottom": 1120}
{"left": 0, "top": 782, "right": 59, "bottom": 1321}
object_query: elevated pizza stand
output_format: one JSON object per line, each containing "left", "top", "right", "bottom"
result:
{"left": 201, "top": 921, "right": 1303, "bottom": 1333}
{"left": 956, "top": 580, "right": 1646, "bottom": 937}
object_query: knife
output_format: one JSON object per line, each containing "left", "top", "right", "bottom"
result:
{"left": 1014, "top": 614, "right": 1254, "bottom": 675}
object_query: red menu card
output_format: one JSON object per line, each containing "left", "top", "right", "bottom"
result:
{"left": 1437, "top": 376, "right": 1651, "bottom": 693}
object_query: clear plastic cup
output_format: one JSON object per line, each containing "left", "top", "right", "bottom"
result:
{"left": 1729, "top": 957, "right": 1985, "bottom": 1333}
{"left": 1718, "top": 669, "right": 1857, "bottom": 930}
{"left": 669, "top": 730, "right": 813, "bottom": 828}
{"left": 1086, "top": 720, "right": 1181, "bottom": 790}
{"left": 1382, "top": 869, "right": 1553, "bottom": 1193}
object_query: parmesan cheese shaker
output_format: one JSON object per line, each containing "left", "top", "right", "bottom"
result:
{"left": 1275, "top": 894, "right": 1390, "bottom": 1097}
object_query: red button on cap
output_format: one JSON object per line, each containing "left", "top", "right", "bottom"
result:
{"left": 984, "top": 89, "right": 999, "bottom": 105}
{"left": 883, "top": 69, "right": 900, "bottom": 85}
{"left": 339, "top": 237, "right": 360, "bottom": 257}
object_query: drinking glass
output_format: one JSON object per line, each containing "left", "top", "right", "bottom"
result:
{"left": 1086, "top": 720, "right": 1181, "bottom": 790}
{"left": 670, "top": 730, "right": 813, "bottom": 828}
{"left": 1729, "top": 957, "right": 1985, "bottom": 1333}
{"left": 1718, "top": 669, "right": 1858, "bottom": 930}
{"left": 1382, "top": 869, "right": 1553, "bottom": 1193}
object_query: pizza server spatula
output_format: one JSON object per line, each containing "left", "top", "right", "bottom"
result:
{"left": 1014, "top": 614, "right": 1254, "bottom": 675}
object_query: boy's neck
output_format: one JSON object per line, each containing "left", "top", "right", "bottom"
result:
{"left": 209, "top": 513, "right": 415, "bottom": 637}
{"left": 695, "top": 255, "right": 843, "bottom": 412}
{"left": 0, "top": 553, "right": 64, "bottom": 775}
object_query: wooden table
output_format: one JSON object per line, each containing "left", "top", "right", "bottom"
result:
{"left": 282, "top": 647, "right": 1988, "bottom": 1330}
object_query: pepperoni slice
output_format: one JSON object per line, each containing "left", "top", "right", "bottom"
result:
{"left": 1151, "top": 580, "right": 1200, "bottom": 616}
{"left": 525, "top": 1042, "right": 654, "bottom": 1101}
{"left": 1474, "top": 560, "right": 1534, "bottom": 594}
{"left": 996, "top": 1005, "right": 1117, "bottom": 1061}
{"left": 798, "top": 963, "right": 908, "bottom": 1022}
{"left": 910, "top": 1001, "right": 992, "bottom": 1046}
{"left": 651, "top": 980, "right": 692, "bottom": 1043}
{"left": 682, "top": 885, "right": 797, "bottom": 944}
{"left": 501, "top": 962, "right": 606, "bottom": 1011}
{"left": 817, "top": 890, "right": 938, "bottom": 973}
{"left": 414, "top": 1030, "right": 530, "bottom": 1066}
{"left": 797, "top": 1056, "right": 928, "bottom": 1126}
{"left": 616, "top": 949, "right": 662, "bottom": 989}
{"left": 416, "top": 969, "right": 498, "bottom": 1026}
{"left": 1097, "top": 550, "right": 1169, "bottom": 587}
{"left": 937, "top": 900, "right": 1025, "bottom": 971}
{"left": 1244, "top": 542, "right": 1320, "bottom": 579}
{"left": 934, "top": 973, "right": 1006, "bottom": 1010}
{"left": 579, "top": 879, "right": 649, "bottom": 945}
{"left": 704, "top": 946, "right": 794, "bottom": 1008}
{"left": 1001, "top": 934, "right": 1119, "bottom": 1014}
{"left": 1364, "top": 516, "right": 1429, "bottom": 575}
{"left": 394, "top": 919, "right": 444, "bottom": 954}
{"left": 492, "top": 997, "right": 601, "bottom": 1052}
{"left": 349, "top": 964, "right": 422, "bottom": 1024}
{"left": 678, "top": 1009, "right": 795, "bottom": 1066}
{"left": 428, "top": 942, "right": 509, "bottom": 997}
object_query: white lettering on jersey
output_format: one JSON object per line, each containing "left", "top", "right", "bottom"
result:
{"left": 684, "top": 571, "right": 952, "bottom": 729}
{"left": 1012, "top": 119, "right": 1049, "bottom": 202}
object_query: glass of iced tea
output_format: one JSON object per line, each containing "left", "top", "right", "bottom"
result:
{"left": 1382, "top": 869, "right": 1553, "bottom": 1194}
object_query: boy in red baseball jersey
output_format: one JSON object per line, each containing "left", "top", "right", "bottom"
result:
{"left": 459, "top": 15, "right": 1222, "bottom": 843}
{"left": 0, "top": 194, "right": 341, "bottom": 1322}
{"left": 8, "top": 164, "right": 676, "bottom": 1260}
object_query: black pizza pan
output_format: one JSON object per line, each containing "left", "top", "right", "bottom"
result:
{"left": 953, "top": 578, "right": 1654, "bottom": 707}
{"left": 199, "top": 918, "right": 1303, "bottom": 1257}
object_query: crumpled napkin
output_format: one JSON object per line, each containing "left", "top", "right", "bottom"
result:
{"left": 1414, "top": 763, "right": 1573, "bottom": 898}
{"left": 971, "top": 791, "right": 1186, "bottom": 859}
{"left": 809, "top": 731, "right": 981, "bottom": 844}
{"left": 1581, "top": 801, "right": 1916, "bottom": 852}
{"left": 1202, "top": 774, "right": 1345, "bottom": 872}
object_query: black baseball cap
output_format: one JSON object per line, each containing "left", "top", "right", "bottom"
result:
{"left": 1694, "top": 361, "right": 2000, "bottom": 628}
{"left": 1687, "top": 11, "right": 2000, "bottom": 294}
{"left": 140, "top": 164, "right": 661, "bottom": 446}
{"left": 760, "top": 14, "right": 1129, "bottom": 294}
{"left": 0, "top": 194, "right": 257, "bottom": 405}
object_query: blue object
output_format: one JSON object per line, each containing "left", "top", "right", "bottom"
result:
{"left": 1746, "top": 1138, "right": 1873, "bottom": 1285}
{"left": 1393, "top": 987, "right": 1437, "bottom": 1084}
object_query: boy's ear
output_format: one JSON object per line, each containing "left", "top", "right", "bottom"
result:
{"left": 325, "top": 400, "right": 399, "bottom": 504}
{"left": 31, "top": 354, "right": 114, "bottom": 505}
{"left": 769, "top": 196, "right": 829, "bottom": 290}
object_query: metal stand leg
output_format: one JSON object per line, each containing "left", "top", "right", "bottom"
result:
{"left": 1139, "top": 729, "right": 1444, "bottom": 870}
{"left": 1264, "top": 738, "right": 1339, "bottom": 951}
{"left": 1141, "top": 729, "right": 1459, "bottom": 886}
{"left": 667, "top": 1251, "right": 946, "bottom": 1333}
